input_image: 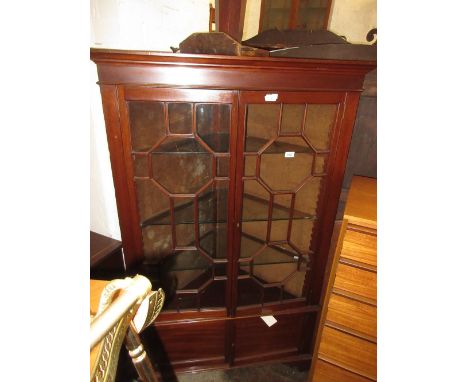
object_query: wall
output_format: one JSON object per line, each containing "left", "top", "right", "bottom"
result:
{"left": 90, "top": 0, "right": 212, "bottom": 239}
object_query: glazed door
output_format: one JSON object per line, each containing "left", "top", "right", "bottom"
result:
{"left": 234, "top": 91, "right": 345, "bottom": 311}
{"left": 119, "top": 88, "right": 238, "bottom": 313}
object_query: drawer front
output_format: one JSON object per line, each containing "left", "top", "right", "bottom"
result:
{"left": 326, "top": 293, "right": 376, "bottom": 338}
{"left": 233, "top": 312, "right": 314, "bottom": 363}
{"left": 318, "top": 326, "right": 376, "bottom": 380}
{"left": 313, "top": 359, "right": 373, "bottom": 382}
{"left": 152, "top": 319, "right": 226, "bottom": 367}
{"left": 334, "top": 263, "right": 376, "bottom": 301}
{"left": 341, "top": 228, "right": 377, "bottom": 267}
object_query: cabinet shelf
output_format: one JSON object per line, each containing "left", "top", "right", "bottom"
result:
{"left": 133, "top": 133, "right": 230, "bottom": 155}
{"left": 240, "top": 233, "right": 305, "bottom": 264}
{"left": 141, "top": 192, "right": 315, "bottom": 227}
{"left": 245, "top": 136, "right": 314, "bottom": 154}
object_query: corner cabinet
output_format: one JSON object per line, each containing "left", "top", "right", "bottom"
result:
{"left": 91, "top": 49, "right": 375, "bottom": 373}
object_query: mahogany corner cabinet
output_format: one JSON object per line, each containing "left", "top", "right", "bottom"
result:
{"left": 91, "top": 48, "right": 375, "bottom": 372}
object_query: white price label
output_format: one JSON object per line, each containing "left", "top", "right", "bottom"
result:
{"left": 261, "top": 315, "right": 277, "bottom": 327}
{"left": 264, "top": 93, "right": 278, "bottom": 102}
{"left": 285, "top": 151, "right": 295, "bottom": 158}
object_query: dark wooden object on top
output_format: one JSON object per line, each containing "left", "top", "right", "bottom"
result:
{"left": 178, "top": 32, "right": 268, "bottom": 57}
{"left": 91, "top": 48, "right": 375, "bottom": 374}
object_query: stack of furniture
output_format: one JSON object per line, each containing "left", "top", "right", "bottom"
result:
{"left": 91, "top": 48, "right": 375, "bottom": 372}
{"left": 310, "top": 176, "right": 377, "bottom": 381}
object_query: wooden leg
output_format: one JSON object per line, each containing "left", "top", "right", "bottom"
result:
{"left": 125, "top": 323, "right": 161, "bottom": 382}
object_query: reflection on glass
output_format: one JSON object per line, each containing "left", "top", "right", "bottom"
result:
{"left": 128, "top": 101, "right": 165, "bottom": 152}
{"left": 152, "top": 139, "right": 212, "bottom": 194}
{"left": 168, "top": 103, "right": 192, "bottom": 134}
{"left": 199, "top": 223, "right": 228, "bottom": 259}
{"left": 196, "top": 104, "right": 230, "bottom": 152}
{"left": 142, "top": 225, "right": 173, "bottom": 260}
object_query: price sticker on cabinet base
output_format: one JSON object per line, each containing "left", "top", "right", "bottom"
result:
{"left": 285, "top": 151, "right": 295, "bottom": 158}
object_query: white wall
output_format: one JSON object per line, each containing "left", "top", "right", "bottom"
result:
{"left": 328, "top": 0, "right": 377, "bottom": 44}
{"left": 90, "top": 0, "right": 212, "bottom": 239}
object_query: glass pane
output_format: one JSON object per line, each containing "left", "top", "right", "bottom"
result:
{"left": 245, "top": 104, "right": 280, "bottom": 152}
{"left": 196, "top": 104, "right": 230, "bottom": 152}
{"left": 128, "top": 101, "right": 165, "bottom": 152}
{"left": 294, "top": 177, "right": 323, "bottom": 217}
{"left": 152, "top": 138, "right": 213, "bottom": 194}
{"left": 132, "top": 154, "right": 149, "bottom": 177}
{"left": 175, "top": 223, "right": 195, "bottom": 247}
{"left": 281, "top": 104, "right": 305, "bottom": 134}
{"left": 240, "top": 225, "right": 267, "bottom": 258}
{"left": 314, "top": 153, "right": 328, "bottom": 174}
{"left": 200, "top": 280, "right": 226, "bottom": 308}
{"left": 216, "top": 156, "right": 229, "bottom": 177}
{"left": 253, "top": 262, "right": 298, "bottom": 284}
{"left": 135, "top": 179, "right": 169, "bottom": 224}
{"left": 253, "top": 243, "right": 299, "bottom": 265}
{"left": 198, "top": 180, "right": 228, "bottom": 224}
{"left": 283, "top": 261, "right": 308, "bottom": 299}
{"left": 173, "top": 197, "right": 194, "bottom": 225}
{"left": 168, "top": 103, "right": 192, "bottom": 134}
{"left": 242, "top": 180, "right": 270, "bottom": 221}
{"left": 304, "top": 104, "right": 337, "bottom": 151}
{"left": 272, "top": 194, "right": 292, "bottom": 220}
{"left": 237, "top": 278, "right": 262, "bottom": 306}
{"left": 260, "top": 151, "right": 313, "bottom": 191}
{"left": 244, "top": 155, "right": 257, "bottom": 177}
{"left": 142, "top": 225, "right": 173, "bottom": 261}
{"left": 289, "top": 219, "right": 314, "bottom": 254}
{"left": 270, "top": 219, "right": 289, "bottom": 242}
{"left": 199, "top": 223, "right": 228, "bottom": 259}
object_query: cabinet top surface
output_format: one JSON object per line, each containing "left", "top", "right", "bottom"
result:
{"left": 90, "top": 48, "right": 376, "bottom": 70}
{"left": 344, "top": 176, "right": 377, "bottom": 229}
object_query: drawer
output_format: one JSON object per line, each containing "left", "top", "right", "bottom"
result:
{"left": 326, "top": 293, "right": 376, "bottom": 338}
{"left": 334, "top": 263, "right": 376, "bottom": 301}
{"left": 341, "top": 228, "right": 377, "bottom": 267}
{"left": 318, "top": 326, "right": 376, "bottom": 380}
{"left": 313, "top": 359, "right": 374, "bottom": 382}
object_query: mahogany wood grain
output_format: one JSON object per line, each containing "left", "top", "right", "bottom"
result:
{"left": 91, "top": 49, "right": 375, "bottom": 372}
{"left": 334, "top": 262, "right": 376, "bottom": 301}
{"left": 99, "top": 85, "right": 142, "bottom": 267}
{"left": 313, "top": 359, "right": 374, "bottom": 382}
{"left": 318, "top": 326, "right": 376, "bottom": 380}
{"left": 326, "top": 293, "right": 376, "bottom": 338}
